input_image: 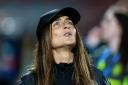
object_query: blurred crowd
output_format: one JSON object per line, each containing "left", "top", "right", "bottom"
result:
{"left": 85, "top": 5, "right": 128, "bottom": 85}
{"left": 0, "top": 0, "right": 128, "bottom": 85}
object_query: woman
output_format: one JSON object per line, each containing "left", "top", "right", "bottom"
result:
{"left": 97, "top": 6, "right": 128, "bottom": 85}
{"left": 20, "top": 7, "right": 109, "bottom": 85}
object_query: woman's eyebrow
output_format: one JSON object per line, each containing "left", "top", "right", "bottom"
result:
{"left": 65, "top": 17, "right": 71, "bottom": 21}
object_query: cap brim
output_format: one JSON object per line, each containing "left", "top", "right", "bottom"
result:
{"left": 49, "top": 7, "right": 80, "bottom": 25}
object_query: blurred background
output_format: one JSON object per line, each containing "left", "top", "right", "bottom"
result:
{"left": 0, "top": 0, "right": 128, "bottom": 85}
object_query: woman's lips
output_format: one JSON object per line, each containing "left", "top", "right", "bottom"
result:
{"left": 64, "top": 32, "right": 72, "bottom": 37}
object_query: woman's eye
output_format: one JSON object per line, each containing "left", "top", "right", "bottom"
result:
{"left": 52, "top": 21, "right": 60, "bottom": 29}
{"left": 53, "top": 21, "right": 60, "bottom": 26}
{"left": 68, "top": 21, "right": 73, "bottom": 25}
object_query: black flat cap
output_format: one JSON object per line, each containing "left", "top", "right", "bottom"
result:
{"left": 36, "top": 7, "right": 80, "bottom": 40}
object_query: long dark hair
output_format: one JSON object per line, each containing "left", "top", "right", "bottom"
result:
{"left": 34, "top": 18, "right": 96, "bottom": 85}
{"left": 114, "top": 13, "right": 128, "bottom": 73}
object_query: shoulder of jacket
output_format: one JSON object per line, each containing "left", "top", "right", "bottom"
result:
{"left": 91, "top": 65, "right": 111, "bottom": 85}
{"left": 19, "top": 70, "right": 36, "bottom": 85}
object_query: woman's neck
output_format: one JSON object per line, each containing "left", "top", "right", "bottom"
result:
{"left": 53, "top": 47, "right": 74, "bottom": 64}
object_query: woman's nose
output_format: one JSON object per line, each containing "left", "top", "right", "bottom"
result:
{"left": 64, "top": 26, "right": 70, "bottom": 29}
{"left": 63, "top": 23, "right": 70, "bottom": 29}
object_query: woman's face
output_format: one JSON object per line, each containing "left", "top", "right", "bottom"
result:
{"left": 51, "top": 16, "right": 76, "bottom": 49}
{"left": 100, "top": 12, "right": 122, "bottom": 42}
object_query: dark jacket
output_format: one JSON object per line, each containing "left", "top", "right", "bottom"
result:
{"left": 19, "top": 64, "right": 110, "bottom": 85}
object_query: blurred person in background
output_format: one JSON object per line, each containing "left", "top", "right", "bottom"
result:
{"left": 93, "top": 6, "right": 128, "bottom": 85}
{"left": 19, "top": 7, "right": 110, "bottom": 85}
{"left": 84, "top": 26, "right": 106, "bottom": 65}
{"left": 84, "top": 26, "right": 102, "bottom": 54}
